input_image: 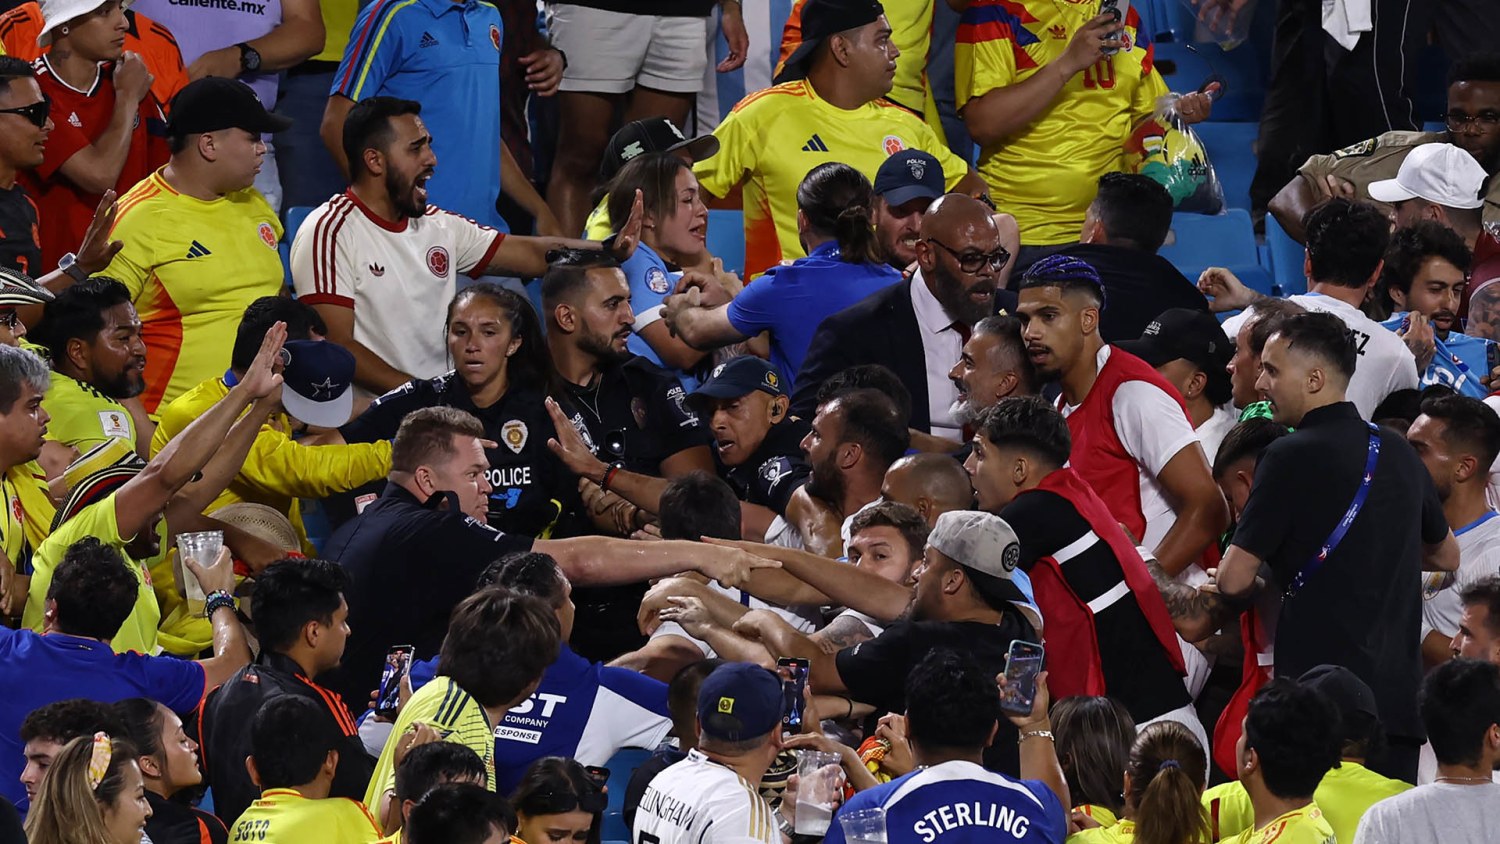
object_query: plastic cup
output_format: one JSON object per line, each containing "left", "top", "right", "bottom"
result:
{"left": 838, "top": 807, "right": 888, "bottom": 844}
{"left": 175, "top": 530, "right": 223, "bottom": 610}
{"left": 794, "top": 750, "right": 841, "bottom": 836}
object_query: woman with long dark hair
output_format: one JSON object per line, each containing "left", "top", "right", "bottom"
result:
{"left": 1072, "top": 721, "right": 1211, "bottom": 844}
{"left": 662, "top": 161, "right": 903, "bottom": 396}
{"left": 1052, "top": 695, "right": 1138, "bottom": 829}
{"left": 510, "top": 757, "right": 605, "bottom": 844}
{"left": 113, "top": 699, "right": 228, "bottom": 844}
{"left": 327, "top": 283, "right": 575, "bottom": 536}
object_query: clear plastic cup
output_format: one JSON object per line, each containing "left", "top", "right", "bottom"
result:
{"left": 838, "top": 807, "right": 888, "bottom": 844}
{"left": 175, "top": 530, "right": 223, "bottom": 612}
{"left": 794, "top": 750, "right": 841, "bottom": 836}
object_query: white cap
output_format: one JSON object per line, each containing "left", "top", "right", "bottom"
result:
{"left": 37, "top": 0, "right": 129, "bottom": 47}
{"left": 927, "top": 510, "right": 1024, "bottom": 582}
{"left": 1368, "top": 143, "right": 1486, "bottom": 209}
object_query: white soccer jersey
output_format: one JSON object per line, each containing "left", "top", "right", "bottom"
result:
{"left": 1223, "top": 293, "right": 1419, "bottom": 419}
{"left": 632, "top": 750, "right": 779, "bottom": 844}
{"left": 1422, "top": 511, "right": 1500, "bottom": 639}
{"left": 291, "top": 191, "right": 503, "bottom": 387}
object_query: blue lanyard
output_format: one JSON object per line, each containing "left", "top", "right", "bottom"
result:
{"left": 1286, "top": 423, "right": 1381, "bottom": 598}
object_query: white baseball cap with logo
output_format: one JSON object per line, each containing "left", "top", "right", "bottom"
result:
{"left": 1368, "top": 143, "right": 1486, "bottom": 209}
{"left": 37, "top": 0, "right": 131, "bottom": 47}
{"left": 926, "top": 510, "right": 1042, "bottom": 628}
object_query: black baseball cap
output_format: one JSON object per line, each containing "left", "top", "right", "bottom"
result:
{"left": 1299, "top": 664, "right": 1379, "bottom": 720}
{"left": 688, "top": 357, "right": 786, "bottom": 414}
{"left": 600, "top": 118, "right": 719, "bottom": 181}
{"left": 874, "top": 150, "right": 945, "bottom": 207}
{"left": 166, "top": 78, "right": 293, "bottom": 137}
{"left": 1119, "top": 308, "right": 1232, "bottom": 397}
{"left": 773, "top": 0, "right": 886, "bottom": 84}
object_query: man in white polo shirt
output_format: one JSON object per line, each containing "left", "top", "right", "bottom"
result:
{"left": 291, "top": 97, "right": 640, "bottom": 396}
{"left": 1202, "top": 198, "right": 1418, "bottom": 419}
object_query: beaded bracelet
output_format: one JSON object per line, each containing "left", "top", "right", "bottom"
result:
{"left": 204, "top": 590, "right": 237, "bottom": 618}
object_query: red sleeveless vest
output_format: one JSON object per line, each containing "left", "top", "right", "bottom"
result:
{"left": 1018, "top": 467, "right": 1188, "bottom": 702}
{"left": 1061, "top": 347, "right": 1192, "bottom": 542}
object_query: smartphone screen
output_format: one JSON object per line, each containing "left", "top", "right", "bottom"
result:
{"left": 375, "top": 645, "right": 414, "bottom": 717}
{"left": 778, "top": 657, "right": 810, "bottom": 731}
{"left": 999, "top": 640, "right": 1045, "bottom": 716}
{"left": 1100, "top": 0, "right": 1129, "bottom": 55}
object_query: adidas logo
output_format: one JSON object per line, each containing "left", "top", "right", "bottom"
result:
{"left": 67, "top": 111, "right": 82, "bottom": 128}
{"left": 801, "top": 134, "right": 829, "bottom": 152}
{"left": 1048, "top": 24, "right": 1067, "bottom": 39}
{"left": 419, "top": 31, "right": 439, "bottom": 48}
{"left": 369, "top": 263, "right": 385, "bottom": 277}
{"left": 184, "top": 240, "right": 212, "bottom": 259}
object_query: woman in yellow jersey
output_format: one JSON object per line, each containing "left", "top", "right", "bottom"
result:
{"left": 1071, "top": 721, "right": 1210, "bottom": 844}
{"left": 1053, "top": 696, "right": 1137, "bottom": 830}
{"left": 509, "top": 757, "right": 605, "bottom": 844}
{"left": 24, "top": 733, "right": 152, "bottom": 844}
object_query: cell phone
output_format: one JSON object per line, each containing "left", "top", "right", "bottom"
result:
{"left": 778, "top": 657, "right": 810, "bottom": 731}
{"left": 375, "top": 645, "right": 414, "bottom": 718}
{"left": 999, "top": 640, "right": 1045, "bottom": 716}
{"left": 1100, "top": 0, "right": 1130, "bottom": 56}
{"left": 1487, "top": 340, "right": 1499, "bottom": 376}
{"left": 583, "top": 766, "right": 610, "bottom": 787}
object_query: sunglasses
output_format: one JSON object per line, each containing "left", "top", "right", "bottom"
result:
{"left": 0, "top": 98, "right": 50, "bottom": 129}
{"left": 524, "top": 786, "right": 608, "bottom": 816}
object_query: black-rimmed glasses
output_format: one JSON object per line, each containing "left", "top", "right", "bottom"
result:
{"left": 924, "top": 238, "right": 1011, "bottom": 274}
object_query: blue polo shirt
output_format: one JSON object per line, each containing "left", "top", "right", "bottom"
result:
{"left": 0, "top": 628, "right": 204, "bottom": 813}
{"left": 409, "top": 643, "right": 671, "bottom": 794}
{"left": 826, "top": 760, "right": 1066, "bottom": 844}
{"left": 726, "top": 242, "right": 902, "bottom": 394}
{"left": 333, "top": 0, "right": 508, "bottom": 232}
{"left": 1380, "top": 312, "right": 1496, "bottom": 399}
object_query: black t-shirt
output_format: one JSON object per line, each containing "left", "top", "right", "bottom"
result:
{"left": 561, "top": 357, "right": 714, "bottom": 477}
{"left": 719, "top": 417, "right": 811, "bottom": 516}
{"left": 0, "top": 796, "right": 22, "bottom": 844}
{"left": 1232, "top": 402, "right": 1448, "bottom": 740}
{"left": 321, "top": 483, "right": 532, "bottom": 703}
{"left": 835, "top": 618, "right": 1036, "bottom": 775}
{"left": 339, "top": 374, "right": 578, "bottom": 537}
{"left": 145, "top": 790, "right": 229, "bottom": 844}
{"left": 0, "top": 184, "right": 40, "bottom": 276}
{"left": 1057, "top": 244, "right": 1210, "bottom": 343}
{"left": 1003, "top": 489, "right": 1190, "bottom": 723}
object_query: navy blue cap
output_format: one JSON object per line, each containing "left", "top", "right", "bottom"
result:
{"left": 1298, "top": 664, "right": 1379, "bottom": 720}
{"left": 280, "top": 339, "right": 355, "bottom": 428}
{"left": 698, "top": 663, "right": 784, "bottom": 742}
{"left": 689, "top": 357, "right": 786, "bottom": 409}
{"left": 874, "top": 150, "right": 945, "bottom": 207}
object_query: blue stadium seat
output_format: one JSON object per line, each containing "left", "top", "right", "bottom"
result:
{"left": 600, "top": 747, "right": 655, "bottom": 842}
{"left": 1159, "top": 209, "right": 1274, "bottom": 295}
{"left": 1264, "top": 214, "right": 1307, "bottom": 295}
{"left": 280, "top": 206, "right": 315, "bottom": 290}
{"left": 707, "top": 209, "right": 746, "bottom": 277}
{"left": 1151, "top": 41, "right": 1264, "bottom": 122}
{"left": 1193, "top": 121, "right": 1258, "bottom": 212}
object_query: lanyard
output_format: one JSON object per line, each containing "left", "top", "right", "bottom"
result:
{"left": 1285, "top": 423, "right": 1380, "bottom": 598}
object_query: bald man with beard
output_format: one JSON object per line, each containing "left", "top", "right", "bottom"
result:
{"left": 793, "top": 194, "right": 1014, "bottom": 439}
{"left": 880, "top": 453, "right": 974, "bottom": 527}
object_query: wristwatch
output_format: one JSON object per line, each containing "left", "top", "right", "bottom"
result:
{"left": 57, "top": 252, "right": 88, "bottom": 283}
{"left": 237, "top": 42, "right": 262, "bottom": 73}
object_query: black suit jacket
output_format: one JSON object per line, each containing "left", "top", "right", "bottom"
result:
{"left": 790, "top": 279, "right": 928, "bottom": 429}
{"left": 1057, "top": 244, "right": 1210, "bottom": 343}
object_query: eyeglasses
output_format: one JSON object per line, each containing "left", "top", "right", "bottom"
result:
{"left": 0, "top": 311, "right": 18, "bottom": 330}
{"left": 0, "top": 98, "right": 49, "bottom": 129}
{"left": 924, "top": 238, "right": 1011, "bottom": 274}
{"left": 1445, "top": 111, "right": 1500, "bottom": 132}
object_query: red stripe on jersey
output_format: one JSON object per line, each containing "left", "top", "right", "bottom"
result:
{"left": 138, "top": 273, "right": 182, "bottom": 414}
{"left": 321, "top": 200, "right": 356, "bottom": 297}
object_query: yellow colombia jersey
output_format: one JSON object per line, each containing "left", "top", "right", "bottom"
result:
{"left": 1219, "top": 803, "right": 1336, "bottom": 844}
{"left": 313, "top": 0, "right": 360, "bottom": 63}
{"left": 41, "top": 369, "right": 136, "bottom": 453}
{"left": 956, "top": 0, "right": 1166, "bottom": 246}
{"left": 695, "top": 79, "right": 970, "bottom": 279}
{"left": 229, "top": 788, "right": 383, "bottom": 844}
{"left": 103, "top": 169, "right": 284, "bottom": 415}
{"left": 1204, "top": 762, "right": 1409, "bottom": 844}
{"left": 1, "top": 460, "right": 54, "bottom": 587}
{"left": 25, "top": 497, "right": 166, "bottom": 656}
{"left": 1069, "top": 818, "right": 1134, "bottom": 843}
{"left": 365, "top": 677, "right": 495, "bottom": 808}
{"left": 149, "top": 376, "right": 390, "bottom": 654}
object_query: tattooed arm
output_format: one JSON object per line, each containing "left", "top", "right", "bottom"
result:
{"left": 809, "top": 614, "right": 877, "bottom": 654}
{"left": 1146, "top": 559, "right": 1250, "bottom": 643}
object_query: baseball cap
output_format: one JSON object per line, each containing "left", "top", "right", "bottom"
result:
{"left": 1368, "top": 143, "right": 1486, "bottom": 209}
{"left": 688, "top": 357, "right": 786, "bottom": 413}
{"left": 54, "top": 436, "right": 146, "bottom": 530}
{"left": 0, "top": 267, "right": 55, "bottom": 308}
{"left": 697, "top": 663, "right": 784, "bottom": 742}
{"left": 279, "top": 339, "right": 356, "bottom": 428}
{"left": 926, "top": 510, "right": 1029, "bottom": 604}
{"left": 1118, "top": 308, "right": 1232, "bottom": 398}
{"left": 600, "top": 118, "right": 719, "bottom": 182}
{"left": 773, "top": 0, "right": 886, "bottom": 85}
{"left": 165, "top": 78, "right": 293, "bottom": 137}
{"left": 1298, "top": 664, "right": 1379, "bottom": 721}
{"left": 874, "top": 150, "right": 945, "bottom": 208}
{"left": 37, "top": 0, "right": 126, "bottom": 47}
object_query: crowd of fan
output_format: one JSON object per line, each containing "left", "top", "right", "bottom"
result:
{"left": 0, "top": 0, "right": 1498, "bottom": 842}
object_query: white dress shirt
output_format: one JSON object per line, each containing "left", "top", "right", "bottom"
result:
{"left": 909, "top": 270, "right": 965, "bottom": 439}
